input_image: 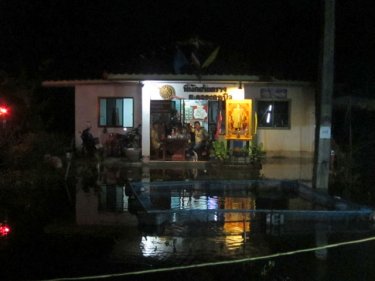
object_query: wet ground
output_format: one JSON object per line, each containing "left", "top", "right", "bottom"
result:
{"left": 2, "top": 157, "right": 375, "bottom": 280}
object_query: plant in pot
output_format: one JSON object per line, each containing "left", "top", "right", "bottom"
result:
{"left": 212, "top": 140, "right": 229, "bottom": 162}
{"left": 243, "top": 141, "right": 266, "bottom": 167}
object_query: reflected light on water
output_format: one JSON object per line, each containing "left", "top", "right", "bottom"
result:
{"left": 225, "top": 235, "right": 245, "bottom": 250}
{"left": 141, "top": 236, "right": 170, "bottom": 257}
{"left": 171, "top": 193, "right": 219, "bottom": 210}
{"left": 77, "top": 177, "right": 375, "bottom": 280}
{"left": 224, "top": 197, "right": 254, "bottom": 235}
{"left": 139, "top": 194, "right": 256, "bottom": 258}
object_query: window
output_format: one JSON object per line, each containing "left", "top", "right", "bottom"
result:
{"left": 99, "top": 98, "right": 133, "bottom": 127}
{"left": 257, "top": 100, "right": 290, "bottom": 128}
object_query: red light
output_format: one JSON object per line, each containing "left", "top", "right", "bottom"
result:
{"left": 0, "top": 106, "right": 8, "bottom": 115}
{"left": 0, "top": 223, "right": 11, "bottom": 237}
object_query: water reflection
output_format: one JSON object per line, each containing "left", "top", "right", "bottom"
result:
{"left": 2, "top": 159, "right": 375, "bottom": 280}
{"left": 74, "top": 163, "right": 375, "bottom": 280}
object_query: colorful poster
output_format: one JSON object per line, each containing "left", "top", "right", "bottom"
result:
{"left": 225, "top": 99, "right": 253, "bottom": 140}
{"left": 183, "top": 100, "right": 208, "bottom": 130}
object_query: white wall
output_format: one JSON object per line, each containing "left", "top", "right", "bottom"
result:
{"left": 245, "top": 83, "right": 315, "bottom": 158}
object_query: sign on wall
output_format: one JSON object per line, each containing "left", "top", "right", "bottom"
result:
{"left": 260, "top": 88, "right": 287, "bottom": 99}
{"left": 159, "top": 85, "right": 176, "bottom": 100}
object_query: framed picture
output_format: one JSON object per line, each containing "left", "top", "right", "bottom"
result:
{"left": 225, "top": 99, "right": 253, "bottom": 140}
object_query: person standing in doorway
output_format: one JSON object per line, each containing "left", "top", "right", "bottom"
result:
{"left": 188, "top": 121, "right": 208, "bottom": 160}
{"left": 151, "top": 122, "right": 162, "bottom": 151}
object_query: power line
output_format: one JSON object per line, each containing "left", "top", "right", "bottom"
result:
{"left": 42, "top": 235, "right": 375, "bottom": 281}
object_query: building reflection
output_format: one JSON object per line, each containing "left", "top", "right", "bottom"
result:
{"left": 99, "top": 185, "right": 128, "bottom": 212}
{"left": 223, "top": 198, "right": 255, "bottom": 246}
{"left": 73, "top": 162, "right": 373, "bottom": 276}
{"left": 76, "top": 175, "right": 258, "bottom": 258}
{"left": 133, "top": 183, "right": 258, "bottom": 257}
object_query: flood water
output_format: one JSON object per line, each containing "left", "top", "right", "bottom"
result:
{"left": 2, "top": 160, "right": 375, "bottom": 281}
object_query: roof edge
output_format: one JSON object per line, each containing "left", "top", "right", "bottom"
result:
{"left": 42, "top": 79, "right": 134, "bottom": 87}
{"left": 106, "top": 73, "right": 262, "bottom": 82}
{"left": 42, "top": 74, "right": 314, "bottom": 87}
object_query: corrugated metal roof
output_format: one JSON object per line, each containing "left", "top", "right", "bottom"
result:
{"left": 106, "top": 73, "right": 261, "bottom": 82}
{"left": 42, "top": 73, "right": 314, "bottom": 87}
{"left": 42, "top": 79, "right": 111, "bottom": 87}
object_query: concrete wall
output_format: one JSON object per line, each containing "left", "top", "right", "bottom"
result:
{"left": 75, "top": 83, "right": 142, "bottom": 148}
{"left": 245, "top": 83, "right": 315, "bottom": 158}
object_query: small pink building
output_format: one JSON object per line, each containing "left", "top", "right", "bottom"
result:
{"left": 43, "top": 74, "right": 315, "bottom": 161}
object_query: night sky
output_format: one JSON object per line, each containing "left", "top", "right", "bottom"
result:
{"left": 0, "top": 0, "right": 374, "bottom": 86}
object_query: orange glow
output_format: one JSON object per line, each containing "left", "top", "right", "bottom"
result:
{"left": 225, "top": 99, "right": 253, "bottom": 140}
{"left": 223, "top": 197, "right": 254, "bottom": 234}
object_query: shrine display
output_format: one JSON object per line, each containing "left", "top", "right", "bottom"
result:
{"left": 225, "top": 99, "right": 253, "bottom": 140}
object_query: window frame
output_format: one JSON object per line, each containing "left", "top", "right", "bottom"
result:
{"left": 256, "top": 99, "right": 291, "bottom": 129}
{"left": 98, "top": 97, "right": 134, "bottom": 128}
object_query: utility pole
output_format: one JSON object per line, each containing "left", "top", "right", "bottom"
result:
{"left": 313, "top": 0, "right": 335, "bottom": 190}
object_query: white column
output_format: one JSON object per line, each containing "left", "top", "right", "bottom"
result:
{"left": 141, "top": 83, "right": 151, "bottom": 162}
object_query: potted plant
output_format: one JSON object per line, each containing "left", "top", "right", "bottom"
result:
{"left": 242, "top": 142, "right": 266, "bottom": 167}
{"left": 212, "top": 140, "right": 229, "bottom": 162}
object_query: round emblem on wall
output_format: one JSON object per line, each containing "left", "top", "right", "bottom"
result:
{"left": 159, "top": 85, "right": 176, "bottom": 100}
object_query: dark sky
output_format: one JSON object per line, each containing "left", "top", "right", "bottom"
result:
{"left": 0, "top": 0, "right": 374, "bottom": 85}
